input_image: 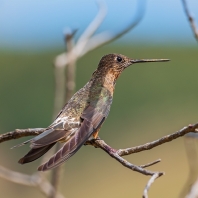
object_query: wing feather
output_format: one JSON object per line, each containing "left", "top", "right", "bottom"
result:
{"left": 38, "top": 100, "right": 109, "bottom": 171}
{"left": 18, "top": 143, "right": 56, "bottom": 164}
{"left": 31, "top": 129, "right": 71, "bottom": 148}
{"left": 38, "top": 119, "right": 94, "bottom": 171}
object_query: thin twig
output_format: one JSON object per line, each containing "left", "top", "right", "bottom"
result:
{"left": 74, "top": 0, "right": 107, "bottom": 56}
{"left": 81, "top": 0, "right": 146, "bottom": 56}
{"left": 65, "top": 30, "right": 76, "bottom": 101}
{"left": 54, "top": 0, "right": 107, "bottom": 68}
{"left": 88, "top": 138, "right": 160, "bottom": 176}
{"left": 54, "top": 0, "right": 145, "bottom": 68}
{"left": 53, "top": 67, "right": 66, "bottom": 119}
{"left": 143, "top": 172, "right": 163, "bottom": 198}
{"left": 0, "top": 165, "right": 64, "bottom": 198}
{"left": 117, "top": 123, "right": 198, "bottom": 156}
{"left": 86, "top": 138, "right": 163, "bottom": 198}
{"left": 180, "top": 137, "right": 198, "bottom": 198}
{"left": 181, "top": 0, "right": 198, "bottom": 41}
{"left": 139, "top": 159, "right": 161, "bottom": 168}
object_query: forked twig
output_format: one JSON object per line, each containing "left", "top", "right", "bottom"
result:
{"left": 54, "top": 0, "right": 145, "bottom": 68}
{"left": 0, "top": 165, "right": 64, "bottom": 198}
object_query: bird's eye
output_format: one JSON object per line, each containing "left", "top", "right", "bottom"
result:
{"left": 117, "top": 56, "right": 122, "bottom": 62}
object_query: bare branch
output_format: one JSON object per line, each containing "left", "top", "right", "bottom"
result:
{"left": 0, "top": 128, "right": 44, "bottom": 143}
{"left": 0, "top": 165, "right": 64, "bottom": 198}
{"left": 50, "top": 166, "right": 62, "bottom": 198}
{"left": 54, "top": 0, "right": 107, "bottom": 68}
{"left": 86, "top": 138, "right": 163, "bottom": 198}
{"left": 65, "top": 31, "right": 77, "bottom": 101}
{"left": 54, "top": 0, "right": 146, "bottom": 68}
{"left": 88, "top": 138, "right": 160, "bottom": 176}
{"left": 75, "top": 0, "right": 107, "bottom": 56}
{"left": 117, "top": 123, "right": 198, "bottom": 156}
{"left": 143, "top": 172, "right": 163, "bottom": 198}
{"left": 181, "top": 0, "right": 198, "bottom": 41}
{"left": 140, "top": 159, "right": 161, "bottom": 169}
{"left": 53, "top": 67, "right": 66, "bottom": 119}
{"left": 1, "top": 122, "right": 198, "bottom": 197}
{"left": 81, "top": 0, "right": 146, "bottom": 56}
{"left": 180, "top": 136, "right": 198, "bottom": 198}
{"left": 1, "top": 124, "right": 198, "bottom": 154}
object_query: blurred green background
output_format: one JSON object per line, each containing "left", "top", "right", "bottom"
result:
{"left": 0, "top": 44, "right": 197, "bottom": 197}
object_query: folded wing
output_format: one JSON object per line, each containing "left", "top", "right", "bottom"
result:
{"left": 38, "top": 93, "right": 112, "bottom": 171}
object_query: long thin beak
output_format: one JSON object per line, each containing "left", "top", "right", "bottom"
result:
{"left": 131, "top": 59, "right": 170, "bottom": 64}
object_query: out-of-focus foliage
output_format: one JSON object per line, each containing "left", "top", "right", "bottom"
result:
{"left": 0, "top": 45, "right": 197, "bottom": 198}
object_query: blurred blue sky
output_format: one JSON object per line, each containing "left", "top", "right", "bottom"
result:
{"left": 0, "top": 0, "right": 198, "bottom": 50}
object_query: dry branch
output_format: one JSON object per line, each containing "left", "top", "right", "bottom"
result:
{"left": 143, "top": 172, "right": 163, "bottom": 198}
{"left": 81, "top": 0, "right": 146, "bottom": 56}
{"left": 139, "top": 159, "right": 161, "bottom": 169}
{"left": 87, "top": 138, "right": 162, "bottom": 176}
{"left": 180, "top": 136, "right": 198, "bottom": 198}
{"left": 0, "top": 128, "right": 44, "bottom": 143}
{"left": 181, "top": 0, "right": 198, "bottom": 41}
{"left": 117, "top": 123, "right": 198, "bottom": 156}
{"left": 54, "top": 0, "right": 145, "bottom": 68}
{"left": 0, "top": 165, "right": 64, "bottom": 198}
{"left": 1, "top": 122, "right": 198, "bottom": 197}
{"left": 0, "top": 120, "right": 197, "bottom": 198}
{"left": 54, "top": 1, "right": 107, "bottom": 68}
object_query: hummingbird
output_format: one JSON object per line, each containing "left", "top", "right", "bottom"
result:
{"left": 16, "top": 53, "right": 169, "bottom": 171}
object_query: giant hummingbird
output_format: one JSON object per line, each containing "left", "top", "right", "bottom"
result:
{"left": 16, "top": 53, "right": 169, "bottom": 171}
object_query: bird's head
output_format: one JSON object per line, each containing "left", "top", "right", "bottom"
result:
{"left": 94, "top": 54, "right": 169, "bottom": 80}
{"left": 92, "top": 53, "right": 169, "bottom": 85}
{"left": 98, "top": 53, "right": 169, "bottom": 73}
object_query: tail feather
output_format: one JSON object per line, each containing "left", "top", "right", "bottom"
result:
{"left": 18, "top": 143, "right": 56, "bottom": 164}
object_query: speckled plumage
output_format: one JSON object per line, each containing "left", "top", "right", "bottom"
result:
{"left": 17, "top": 53, "right": 169, "bottom": 171}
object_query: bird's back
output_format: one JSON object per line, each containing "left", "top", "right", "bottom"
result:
{"left": 54, "top": 79, "right": 113, "bottom": 127}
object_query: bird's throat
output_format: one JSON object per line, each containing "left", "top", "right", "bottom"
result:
{"left": 92, "top": 69, "right": 121, "bottom": 95}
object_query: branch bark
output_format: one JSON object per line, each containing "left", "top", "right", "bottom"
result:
{"left": 117, "top": 123, "right": 198, "bottom": 156}
{"left": 0, "top": 128, "right": 44, "bottom": 143}
{"left": 84, "top": 123, "right": 198, "bottom": 157}
{"left": 181, "top": 0, "right": 198, "bottom": 42}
